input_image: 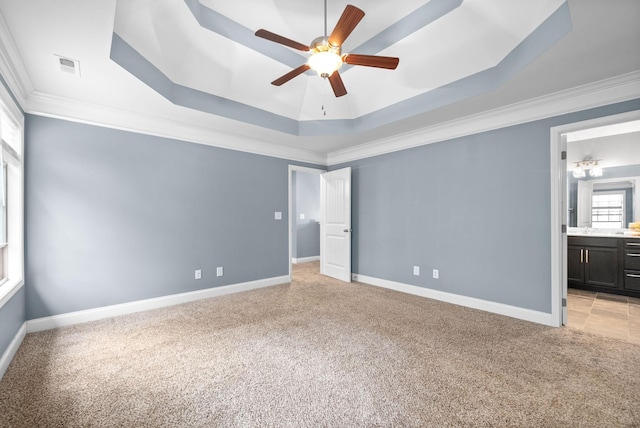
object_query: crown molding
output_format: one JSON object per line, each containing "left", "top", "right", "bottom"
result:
{"left": 326, "top": 71, "right": 640, "bottom": 165}
{"left": 0, "top": 9, "right": 33, "bottom": 109}
{"left": 27, "top": 91, "right": 327, "bottom": 166}
{"left": 22, "top": 70, "right": 640, "bottom": 168}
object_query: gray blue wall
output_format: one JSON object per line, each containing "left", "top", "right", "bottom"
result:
{"left": 10, "top": 94, "right": 640, "bottom": 327}
{"left": 25, "top": 115, "right": 317, "bottom": 320}
{"left": 333, "top": 99, "right": 640, "bottom": 314}
{"left": 0, "top": 288, "right": 25, "bottom": 361}
{"left": 293, "top": 171, "right": 320, "bottom": 259}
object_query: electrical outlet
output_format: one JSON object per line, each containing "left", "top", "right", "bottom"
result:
{"left": 274, "top": 211, "right": 282, "bottom": 220}
{"left": 216, "top": 267, "right": 223, "bottom": 277}
{"left": 195, "top": 269, "right": 202, "bottom": 280}
{"left": 433, "top": 269, "right": 439, "bottom": 279}
{"left": 413, "top": 266, "right": 420, "bottom": 276}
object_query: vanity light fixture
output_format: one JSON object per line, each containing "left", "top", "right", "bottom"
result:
{"left": 589, "top": 162, "right": 603, "bottom": 177}
{"left": 573, "top": 157, "right": 604, "bottom": 178}
{"left": 572, "top": 165, "right": 585, "bottom": 178}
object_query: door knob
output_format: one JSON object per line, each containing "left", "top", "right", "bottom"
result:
{"left": 343, "top": 228, "right": 352, "bottom": 233}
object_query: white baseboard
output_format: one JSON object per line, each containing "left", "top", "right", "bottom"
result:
{"left": 292, "top": 256, "right": 320, "bottom": 264}
{"left": 0, "top": 322, "right": 26, "bottom": 381}
{"left": 352, "top": 273, "right": 556, "bottom": 327}
{"left": 26, "top": 275, "right": 290, "bottom": 333}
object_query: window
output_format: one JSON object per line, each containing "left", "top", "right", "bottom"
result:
{"left": 0, "top": 157, "right": 6, "bottom": 279}
{"left": 0, "top": 84, "right": 24, "bottom": 305}
{"left": 591, "top": 191, "right": 624, "bottom": 229}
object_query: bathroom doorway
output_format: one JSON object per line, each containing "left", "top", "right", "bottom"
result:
{"left": 550, "top": 109, "right": 640, "bottom": 342}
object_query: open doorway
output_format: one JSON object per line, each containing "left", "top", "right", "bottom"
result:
{"left": 288, "top": 166, "right": 325, "bottom": 280}
{"left": 550, "top": 110, "right": 640, "bottom": 342}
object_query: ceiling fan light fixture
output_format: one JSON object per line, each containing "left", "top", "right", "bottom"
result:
{"left": 308, "top": 51, "right": 343, "bottom": 78}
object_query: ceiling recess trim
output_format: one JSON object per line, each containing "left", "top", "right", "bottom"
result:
{"left": 21, "top": 71, "right": 640, "bottom": 168}
{"left": 184, "top": 0, "right": 306, "bottom": 69}
{"left": 185, "top": 0, "right": 463, "bottom": 73}
{"left": 26, "top": 90, "right": 328, "bottom": 165}
{"left": 110, "top": 33, "right": 300, "bottom": 134}
{"left": 327, "top": 71, "right": 640, "bottom": 165}
{"left": 111, "top": 1, "right": 572, "bottom": 137}
{"left": 341, "top": 0, "right": 463, "bottom": 73}
{"left": 0, "top": 9, "right": 33, "bottom": 109}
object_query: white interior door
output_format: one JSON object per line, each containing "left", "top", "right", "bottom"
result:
{"left": 320, "top": 167, "right": 352, "bottom": 282}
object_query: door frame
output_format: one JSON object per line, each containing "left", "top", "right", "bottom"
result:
{"left": 288, "top": 165, "right": 326, "bottom": 280}
{"left": 549, "top": 109, "right": 640, "bottom": 327}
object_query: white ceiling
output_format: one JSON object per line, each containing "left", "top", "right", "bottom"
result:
{"left": 0, "top": 0, "right": 639, "bottom": 164}
{"left": 567, "top": 127, "right": 640, "bottom": 170}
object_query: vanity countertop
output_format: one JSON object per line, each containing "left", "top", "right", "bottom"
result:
{"left": 568, "top": 231, "right": 639, "bottom": 239}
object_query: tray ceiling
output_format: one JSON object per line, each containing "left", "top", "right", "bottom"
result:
{"left": 111, "top": 0, "right": 570, "bottom": 136}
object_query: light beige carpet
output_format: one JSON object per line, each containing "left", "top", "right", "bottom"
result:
{"left": 1, "top": 261, "right": 639, "bottom": 427}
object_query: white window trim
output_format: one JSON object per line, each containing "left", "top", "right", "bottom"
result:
{"left": 0, "top": 81, "right": 24, "bottom": 309}
{"left": 591, "top": 190, "right": 625, "bottom": 228}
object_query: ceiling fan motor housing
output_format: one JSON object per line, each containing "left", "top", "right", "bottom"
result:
{"left": 310, "top": 37, "right": 340, "bottom": 54}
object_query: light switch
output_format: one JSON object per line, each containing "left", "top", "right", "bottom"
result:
{"left": 300, "top": 213, "right": 305, "bottom": 220}
{"left": 274, "top": 211, "right": 282, "bottom": 220}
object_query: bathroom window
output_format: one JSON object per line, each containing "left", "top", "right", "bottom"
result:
{"left": 591, "top": 191, "right": 624, "bottom": 228}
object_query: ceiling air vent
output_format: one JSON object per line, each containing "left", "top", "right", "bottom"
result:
{"left": 55, "top": 55, "right": 80, "bottom": 77}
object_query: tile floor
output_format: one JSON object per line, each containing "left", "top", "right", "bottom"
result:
{"left": 567, "top": 288, "right": 640, "bottom": 344}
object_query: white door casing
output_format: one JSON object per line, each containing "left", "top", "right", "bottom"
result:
{"left": 320, "top": 167, "right": 352, "bottom": 282}
{"left": 577, "top": 180, "right": 593, "bottom": 227}
{"left": 550, "top": 109, "right": 640, "bottom": 328}
{"left": 561, "top": 134, "right": 568, "bottom": 326}
{"left": 288, "top": 165, "right": 325, "bottom": 280}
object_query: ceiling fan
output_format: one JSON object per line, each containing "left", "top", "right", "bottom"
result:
{"left": 255, "top": 2, "right": 399, "bottom": 97}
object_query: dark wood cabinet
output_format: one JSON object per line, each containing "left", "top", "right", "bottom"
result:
{"left": 567, "top": 236, "right": 640, "bottom": 297}
{"left": 567, "top": 245, "right": 585, "bottom": 283}
{"left": 568, "top": 237, "right": 618, "bottom": 289}
{"left": 583, "top": 247, "right": 618, "bottom": 288}
{"left": 623, "top": 239, "right": 640, "bottom": 292}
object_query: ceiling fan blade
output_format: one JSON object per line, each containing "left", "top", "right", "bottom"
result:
{"left": 271, "top": 64, "right": 311, "bottom": 86}
{"left": 255, "top": 29, "right": 310, "bottom": 52}
{"left": 343, "top": 54, "right": 399, "bottom": 69}
{"left": 328, "top": 5, "right": 365, "bottom": 47}
{"left": 328, "top": 71, "right": 347, "bottom": 97}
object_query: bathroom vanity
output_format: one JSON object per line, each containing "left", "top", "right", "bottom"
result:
{"left": 568, "top": 234, "right": 640, "bottom": 297}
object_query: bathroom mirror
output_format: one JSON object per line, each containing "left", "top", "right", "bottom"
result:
{"left": 572, "top": 175, "right": 640, "bottom": 228}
